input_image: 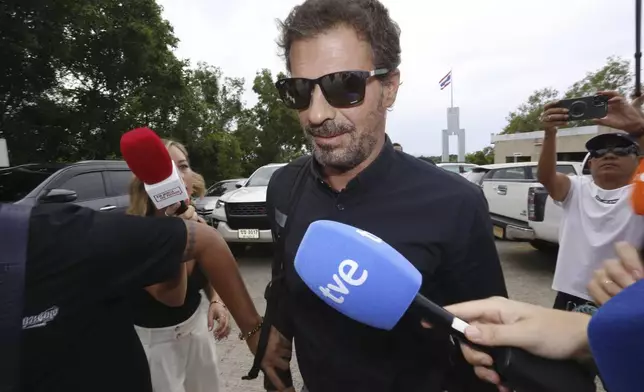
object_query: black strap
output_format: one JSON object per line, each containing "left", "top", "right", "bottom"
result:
{"left": 243, "top": 157, "right": 312, "bottom": 381}
{"left": 0, "top": 204, "right": 32, "bottom": 392}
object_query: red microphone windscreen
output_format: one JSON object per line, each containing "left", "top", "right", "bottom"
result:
{"left": 120, "top": 127, "right": 173, "bottom": 185}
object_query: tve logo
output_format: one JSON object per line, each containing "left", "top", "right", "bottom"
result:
{"left": 356, "top": 229, "right": 382, "bottom": 243}
{"left": 318, "top": 259, "right": 368, "bottom": 304}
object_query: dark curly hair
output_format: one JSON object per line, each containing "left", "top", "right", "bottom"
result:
{"left": 277, "top": 0, "right": 402, "bottom": 73}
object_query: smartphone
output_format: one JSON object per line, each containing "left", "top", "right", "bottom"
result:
{"left": 555, "top": 95, "right": 608, "bottom": 121}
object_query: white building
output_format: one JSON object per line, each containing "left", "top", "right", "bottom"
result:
{"left": 490, "top": 125, "right": 620, "bottom": 164}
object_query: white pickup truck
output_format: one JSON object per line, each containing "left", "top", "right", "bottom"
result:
{"left": 478, "top": 161, "right": 586, "bottom": 251}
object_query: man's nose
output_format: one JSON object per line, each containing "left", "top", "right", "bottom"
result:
{"left": 603, "top": 152, "right": 618, "bottom": 160}
{"left": 305, "top": 85, "right": 334, "bottom": 126}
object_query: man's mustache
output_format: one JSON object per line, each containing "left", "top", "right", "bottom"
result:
{"left": 306, "top": 122, "right": 354, "bottom": 138}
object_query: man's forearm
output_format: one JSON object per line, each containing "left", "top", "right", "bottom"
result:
{"left": 187, "top": 222, "right": 262, "bottom": 334}
{"left": 537, "top": 131, "right": 558, "bottom": 185}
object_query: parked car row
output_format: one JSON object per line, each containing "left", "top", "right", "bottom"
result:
{"left": 462, "top": 160, "right": 589, "bottom": 252}
{"left": 1, "top": 160, "right": 285, "bottom": 252}
{"left": 1, "top": 161, "right": 132, "bottom": 213}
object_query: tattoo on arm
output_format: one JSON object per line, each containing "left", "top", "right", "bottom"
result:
{"left": 183, "top": 221, "right": 197, "bottom": 261}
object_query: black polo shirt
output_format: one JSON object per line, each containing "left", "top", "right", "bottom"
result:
{"left": 19, "top": 204, "right": 187, "bottom": 392}
{"left": 267, "top": 139, "right": 507, "bottom": 392}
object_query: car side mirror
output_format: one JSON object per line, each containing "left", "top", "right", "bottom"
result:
{"left": 41, "top": 188, "right": 78, "bottom": 203}
{"left": 235, "top": 181, "right": 244, "bottom": 188}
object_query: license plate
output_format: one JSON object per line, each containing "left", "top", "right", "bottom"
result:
{"left": 493, "top": 226, "right": 504, "bottom": 239}
{"left": 238, "top": 229, "right": 260, "bottom": 239}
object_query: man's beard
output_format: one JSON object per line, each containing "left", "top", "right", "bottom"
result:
{"left": 304, "top": 121, "right": 378, "bottom": 172}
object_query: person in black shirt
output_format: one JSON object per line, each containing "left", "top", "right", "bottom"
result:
{"left": 17, "top": 202, "right": 263, "bottom": 392}
{"left": 126, "top": 139, "right": 231, "bottom": 392}
{"left": 262, "top": 0, "right": 507, "bottom": 391}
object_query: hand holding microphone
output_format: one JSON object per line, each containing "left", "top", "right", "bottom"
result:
{"left": 120, "top": 127, "right": 190, "bottom": 216}
{"left": 425, "top": 298, "right": 592, "bottom": 391}
{"left": 294, "top": 220, "right": 596, "bottom": 392}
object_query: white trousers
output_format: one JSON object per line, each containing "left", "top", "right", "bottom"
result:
{"left": 135, "top": 293, "right": 221, "bottom": 392}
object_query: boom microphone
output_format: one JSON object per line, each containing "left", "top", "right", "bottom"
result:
{"left": 120, "top": 127, "right": 189, "bottom": 213}
{"left": 294, "top": 220, "right": 596, "bottom": 392}
{"left": 588, "top": 279, "right": 644, "bottom": 392}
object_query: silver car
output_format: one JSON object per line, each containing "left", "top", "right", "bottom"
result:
{"left": 194, "top": 178, "right": 245, "bottom": 218}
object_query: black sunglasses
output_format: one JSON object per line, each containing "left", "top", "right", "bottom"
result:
{"left": 589, "top": 145, "right": 638, "bottom": 158}
{"left": 275, "top": 69, "right": 390, "bottom": 110}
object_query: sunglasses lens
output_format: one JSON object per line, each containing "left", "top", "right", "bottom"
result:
{"left": 276, "top": 79, "right": 314, "bottom": 110}
{"left": 319, "top": 71, "right": 367, "bottom": 107}
{"left": 611, "top": 147, "right": 630, "bottom": 156}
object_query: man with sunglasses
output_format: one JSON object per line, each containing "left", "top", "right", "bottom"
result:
{"left": 259, "top": 1, "right": 507, "bottom": 391}
{"left": 539, "top": 92, "right": 644, "bottom": 317}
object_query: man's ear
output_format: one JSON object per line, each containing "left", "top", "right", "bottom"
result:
{"left": 382, "top": 69, "right": 400, "bottom": 109}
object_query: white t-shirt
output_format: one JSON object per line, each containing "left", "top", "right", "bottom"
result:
{"left": 552, "top": 175, "right": 644, "bottom": 301}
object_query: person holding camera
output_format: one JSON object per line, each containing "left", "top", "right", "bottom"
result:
{"left": 538, "top": 91, "right": 644, "bottom": 314}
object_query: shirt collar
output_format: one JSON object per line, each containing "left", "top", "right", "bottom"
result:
{"left": 310, "top": 134, "right": 395, "bottom": 192}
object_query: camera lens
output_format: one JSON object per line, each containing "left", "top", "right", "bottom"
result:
{"left": 570, "top": 101, "right": 586, "bottom": 118}
{"left": 593, "top": 96, "right": 606, "bottom": 107}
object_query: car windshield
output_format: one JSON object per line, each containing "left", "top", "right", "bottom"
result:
{"left": 440, "top": 165, "right": 461, "bottom": 173}
{"left": 465, "top": 171, "right": 487, "bottom": 184}
{"left": 206, "top": 180, "right": 239, "bottom": 197}
{"left": 245, "top": 166, "right": 281, "bottom": 187}
{"left": 0, "top": 166, "right": 59, "bottom": 202}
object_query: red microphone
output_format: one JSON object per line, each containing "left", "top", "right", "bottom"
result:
{"left": 120, "top": 127, "right": 189, "bottom": 214}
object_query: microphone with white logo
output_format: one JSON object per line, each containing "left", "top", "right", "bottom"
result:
{"left": 120, "top": 127, "right": 189, "bottom": 212}
{"left": 294, "top": 220, "right": 596, "bottom": 392}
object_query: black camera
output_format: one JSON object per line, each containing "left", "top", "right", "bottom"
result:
{"left": 556, "top": 94, "right": 608, "bottom": 121}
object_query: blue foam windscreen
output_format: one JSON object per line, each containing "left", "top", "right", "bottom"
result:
{"left": 588, "top": 279, "right": 644, "bottom": 392}
{"left": 294, "top": 220, "right": 422, "bottom": 330}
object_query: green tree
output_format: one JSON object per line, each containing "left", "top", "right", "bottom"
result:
{"left": 564, "top": 56, "right": 632, "bottom": 98}
{"left": 236, "top": 69, "right": 307, "bottom": 175}
{"left": 174, "top": 63, "right": 246, "bottom": 183}
{"left": 501, "top": 56, "right": 633, "bottom": 134}
{"left": 465, "top": 146, "right": 494, "bottom": 165}
{"left": 502, "top": 88, "right": 559, "bottom": 134}
{"left": 1, "top": 0, "right": 186, "bottom": 164}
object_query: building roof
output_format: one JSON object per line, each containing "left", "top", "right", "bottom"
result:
{"left": 490, "top": 125, "right": 602, "bottom": 144}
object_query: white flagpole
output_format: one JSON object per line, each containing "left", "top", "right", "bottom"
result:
{"left": 450, "top": 69, "right": 454, "bottom": 108}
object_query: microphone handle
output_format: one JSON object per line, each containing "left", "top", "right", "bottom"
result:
{"left": 412, "top": 294, "right": 596, "bottom": 392}
{"left": 174, "top": 200, "right": 189, "bottom": 215}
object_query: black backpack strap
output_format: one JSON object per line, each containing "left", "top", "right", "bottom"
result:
{"left": 243, "top": 156, "right": 312, "bottom": 382}
{"left": 0, "top": 204, "right": 32, "bottom": 392}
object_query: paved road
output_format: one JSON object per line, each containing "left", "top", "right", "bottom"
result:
{"left": 216, "top": 241, "right": 559, "bottom": 392}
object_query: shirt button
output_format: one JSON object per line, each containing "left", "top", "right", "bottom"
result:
{"left": 337, "top": 204, "right": 345, "bottom": 211}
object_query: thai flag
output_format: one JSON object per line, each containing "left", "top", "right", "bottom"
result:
{"left": 439, "top": 71, "right": 452, "bottom": 90}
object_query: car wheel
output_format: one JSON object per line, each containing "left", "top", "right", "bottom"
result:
{"left": 228, "top": 243, "right": 247, "bottom": 256}
{"left": 530, "top": 240, "right": 558, "bottom": 253}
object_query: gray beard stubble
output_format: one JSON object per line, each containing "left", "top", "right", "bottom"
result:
{"left": 305, "top": 122, "right": 378, "bottom": 173}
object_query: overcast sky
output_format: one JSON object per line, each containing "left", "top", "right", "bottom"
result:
{"left": 155, "top": 0, "right": 635, "bottom": 157}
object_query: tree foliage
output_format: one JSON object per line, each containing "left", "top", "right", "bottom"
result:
{"left": 0, "top": 0, "right": 308, "bottom": 185}
{"left": 501, "top": 56, "right": 633, "bottom": 134}
{"left": 465, "top": 146, "right": 494, "bottom": 165}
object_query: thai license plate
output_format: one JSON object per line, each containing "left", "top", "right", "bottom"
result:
{"left": 238, "top": 229, "right": 260, "bottom": 239}
{"left": 493, "top": 226, "right": 504, "bottom": 239}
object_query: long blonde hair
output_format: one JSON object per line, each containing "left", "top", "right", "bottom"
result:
{"left": 127, "top": 139, "right": 201, "bottom": 217}
{"left": 192, "top": 172, "right": 207, "bottom": 199}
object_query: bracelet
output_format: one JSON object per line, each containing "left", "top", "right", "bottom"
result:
{"left": 238, "top": 319, "right": 263, "bottom": 341}
{"left": 210, "top": 300, "right": 226, "bottom": 309}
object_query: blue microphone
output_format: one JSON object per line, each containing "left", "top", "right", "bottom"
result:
{"left": 588, "top": 279, "right": 644, "bottom": 392}
{"left": 295, "top": 220, "right": 596, "bottom": 392}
